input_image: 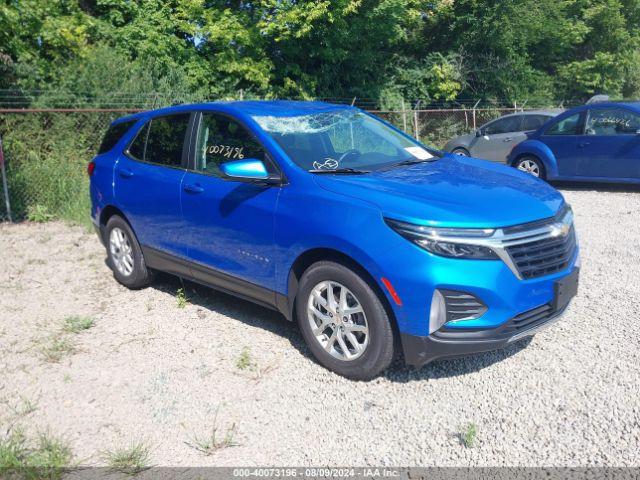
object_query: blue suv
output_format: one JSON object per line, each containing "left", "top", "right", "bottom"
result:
{"left": 90, "top": 101, "right": 580, "bottom": 380}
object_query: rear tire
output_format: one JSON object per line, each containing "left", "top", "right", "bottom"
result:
{"left": 296, "top": 261, "right": 395, "bottom": 380}
{"left": 104, "top": 215, "right": 154, "bottom": 289}
{"left": 514, "top": 155, "right": 546, "bottom": 179}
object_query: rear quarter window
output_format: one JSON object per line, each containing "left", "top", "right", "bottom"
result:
{"left": 98, "top": 120, "right": 137, "bottom": 154}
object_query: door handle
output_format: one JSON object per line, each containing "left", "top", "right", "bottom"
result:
{"left": 578, "top": 142, "right": 590, "bottom": 148}
{"left": 117, "top": 168, "right": 134, "bottom": 178}
{"left": 183, "top": 183, "right": 204, "bottom": 194}
{"left": 503, "top": 138, "right": 512, "bottom": 142}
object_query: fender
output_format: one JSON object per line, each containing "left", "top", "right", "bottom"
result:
{"left": 509, "top": 139, "right": 560, "bottom": 179}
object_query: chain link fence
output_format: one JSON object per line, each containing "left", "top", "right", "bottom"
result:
{"left": 0, "top": 104, "right": 526, "bottom": 223}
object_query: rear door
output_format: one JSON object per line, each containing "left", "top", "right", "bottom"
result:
{"left": 539, "top": 112, "right": 585, "bottom": 177}
{"left": 180, "top": 111, "right": 282, "bottom": 293}
{"left": 114, "top": 112, "right": 193, "bottom": 258}
{"left": 576, "top": 107, "right": 640, "bottom": 179}
{"left": 471, "top": 115, "right": 524, "bottom": 162}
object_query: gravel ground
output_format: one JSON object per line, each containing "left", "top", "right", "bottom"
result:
{"left": 1, "top": 184, "right": 639, "bottom": 467}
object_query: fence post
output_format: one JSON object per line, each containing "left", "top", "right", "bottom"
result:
{"left": 472, "top": 99, "right": 481, "bottom": 131}
{"left": 0, "top": 134, "right": 12, "bottom": 223}
{"left": 413, "top": 100, "right": 421, "bottom": 141}
{"left": 401, "top": 99, "right": 408, "bottom": 133}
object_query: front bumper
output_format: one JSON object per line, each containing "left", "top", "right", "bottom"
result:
{"left": 401, "top": 299, "right": 570, "bottom": 367}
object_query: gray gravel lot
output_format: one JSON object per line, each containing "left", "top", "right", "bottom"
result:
{"left": 1, "top": 185, "right": 639, "bottom": 467}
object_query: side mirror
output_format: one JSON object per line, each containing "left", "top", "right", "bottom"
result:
{"left": 221, "top": 159, "right": 281, "bottom": 185}
{"left": 475, "top": 129, "right": 483, "bottom": 137}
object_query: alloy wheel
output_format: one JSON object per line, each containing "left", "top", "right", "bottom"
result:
{"left": 109, "top": 227, "right": 134, "bottom": 277}
{"left": 517, "top": 159, "right": 540, "bottom": 177}
{"left": 307, "top": 281, "right": 369, "bottom": 361}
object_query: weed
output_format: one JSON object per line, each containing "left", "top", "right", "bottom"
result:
{"left": 12, "top": 396, "right": 37, "bottom": 417}
{"left": 0, "top": 428, "right": 73, "bottom": 479}
{"left": 26, "top": 204, "right": 54, "bottom": 223}
{"left": 185, "top": 410, "right": 239, "bottom": 455}
{"left": 39, "top": 335, "right": 76, "bottom": 363}
{"left": 62, "top": 316, "right": 94, "bottom": 333}
{"left": 63, "top": 374, "right": 71, "bottom": 383}
{"left": 102, "top": 442, "right": 151, "bottom": 475}
{"left": 236, "top": 347, "right": 254, "bottom": 371}
{"left": 176, "top": 288, "right": 188, "bottom": 309}
{"left": 458, "top": 422, "right": 478, "bottom": 448}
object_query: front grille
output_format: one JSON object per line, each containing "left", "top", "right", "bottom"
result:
{"left": 498, "top": 303, "right": 556, "bottom": 336}
{"left": 506, "top": 226, "right": 577, "bottom": 279}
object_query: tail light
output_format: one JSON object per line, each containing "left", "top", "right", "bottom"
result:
{"left": 87, "top": 161, "right": 96, "bottom": 176}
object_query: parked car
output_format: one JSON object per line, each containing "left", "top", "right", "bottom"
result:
{"left": 509, "top": 102, "right": 640, "bottom": 182}
{"left": 444, "top": 110, "right": 560, "bottom": 162}
{"left": 89, "top": 101, "right": 579, "bottom": 380}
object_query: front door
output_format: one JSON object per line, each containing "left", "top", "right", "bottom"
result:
{"left": 471, "top": 115, "right": 524, "bottom": 162}
{"left": 114, "top": 113, "right": 192, "bottom": 258}
{"left": 576, "top": 107, "right": 640, "bottom": 179}
{"left": 539, "top": 112, "right": 584, "bottom": 177}
{"left": 180, "top": 111, "right": 282, "bottom": 294}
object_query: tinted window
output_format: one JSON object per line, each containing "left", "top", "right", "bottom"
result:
{"left": 195, "top": 113, "right": 270, "bottom": 177}
{"left": 127, "top": 113, "right": 190, "bottom": 167}
{"left": 484, "top": 116, "right": 522, "bottom": 135}
{"left": 585, "top": 108, "right": 640, "bottom": 135}
{"left": 521, "top": 115, "right": 551, "bottom": 131}
{"left": 98, "top": 120, "right": 136, "bottom": 154}
{"left": 546, "top": 113, "right": 581, "bottom": 136}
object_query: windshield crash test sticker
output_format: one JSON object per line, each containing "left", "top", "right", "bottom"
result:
{"left": 405, "top": 146, "right": 433, "bottom": 160}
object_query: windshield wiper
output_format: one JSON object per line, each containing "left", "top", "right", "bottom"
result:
{"left": 308, "top": 168, "right": 371, "bottom": 175}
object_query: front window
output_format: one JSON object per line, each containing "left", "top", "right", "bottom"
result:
{"left": 252, "top": 109, "right": 438, "bottom": 172}
{"left": 194, "top": 112, "right": 273, "bottom": 177}
{"left": 545, "top": 113, "right": 582, "bottom": 136}
{"left": 483, "top": 116, "right": 522, "bottom": 135}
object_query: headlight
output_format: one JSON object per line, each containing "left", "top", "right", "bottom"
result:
{"left": 385, "top": 218, "right": 499, "bottom": 260}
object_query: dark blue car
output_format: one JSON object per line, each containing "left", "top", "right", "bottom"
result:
{"left": 89, "top": 101, "right": 579, "bottom": 379}
{"left": 509, "top": 102, "right": 640, "bottom": 183}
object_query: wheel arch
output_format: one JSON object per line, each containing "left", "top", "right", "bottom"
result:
{"left": 98, "top": 205, "right": 131, "bottom": 241}
{"left": 284, "top": 248, "right": 399, "bottom": 334}
{"left": 509, "top": 140, "right": 559, "bottom": 178}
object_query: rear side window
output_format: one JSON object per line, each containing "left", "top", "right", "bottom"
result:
{"left": 127, "top": 113, "right": 191, "bottom": 167}
{"left": 98, "top": 120, "right": 136, "bottom": 154}
{"left": 521, "top": 115, "right": 551, "bottom": 131}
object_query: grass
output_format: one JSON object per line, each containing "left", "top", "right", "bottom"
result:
{"left": 185, "top": 410, "right": 240, "bottom": 456}
{"left": 0, "top": 428, "right": 73, "bottom": 479}
{"left": 12, "top": 396, "right": 37, "bottom": 417}
{"left": 62, "top": 315, "right": 94, "bottom": 333}
{"left": 39, "top": 335, "right": 76, "bottom": 363}
{"left": 236, "top": 347, "right": 254, "bottom": 371}
{"left": 176, "top": 288, "right": 188, "bottom": 309}
{"left": 102, "top": 442, "right": 151, "bottom": 475}
{"left": 26, "top": 204, "right": 54, "bottom": 223}
{"left": 458, "top": 422, "right": 478, "bottom": 448}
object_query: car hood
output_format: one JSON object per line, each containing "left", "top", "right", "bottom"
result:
{"left": 313, "top": 155, "right": 564, "bottom": 228}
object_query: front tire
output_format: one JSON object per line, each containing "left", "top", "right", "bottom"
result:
{"left": 514, "top": 155, "right": 546, "bottom": 179}
{"left": 452, "top": 147, "right": 470, "bottom": 156}
{"left": 105, "top": 215, "right": 154, "bottom": 289}
{"left": 296, "top": 261, "right": 395, "bottom": 380}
